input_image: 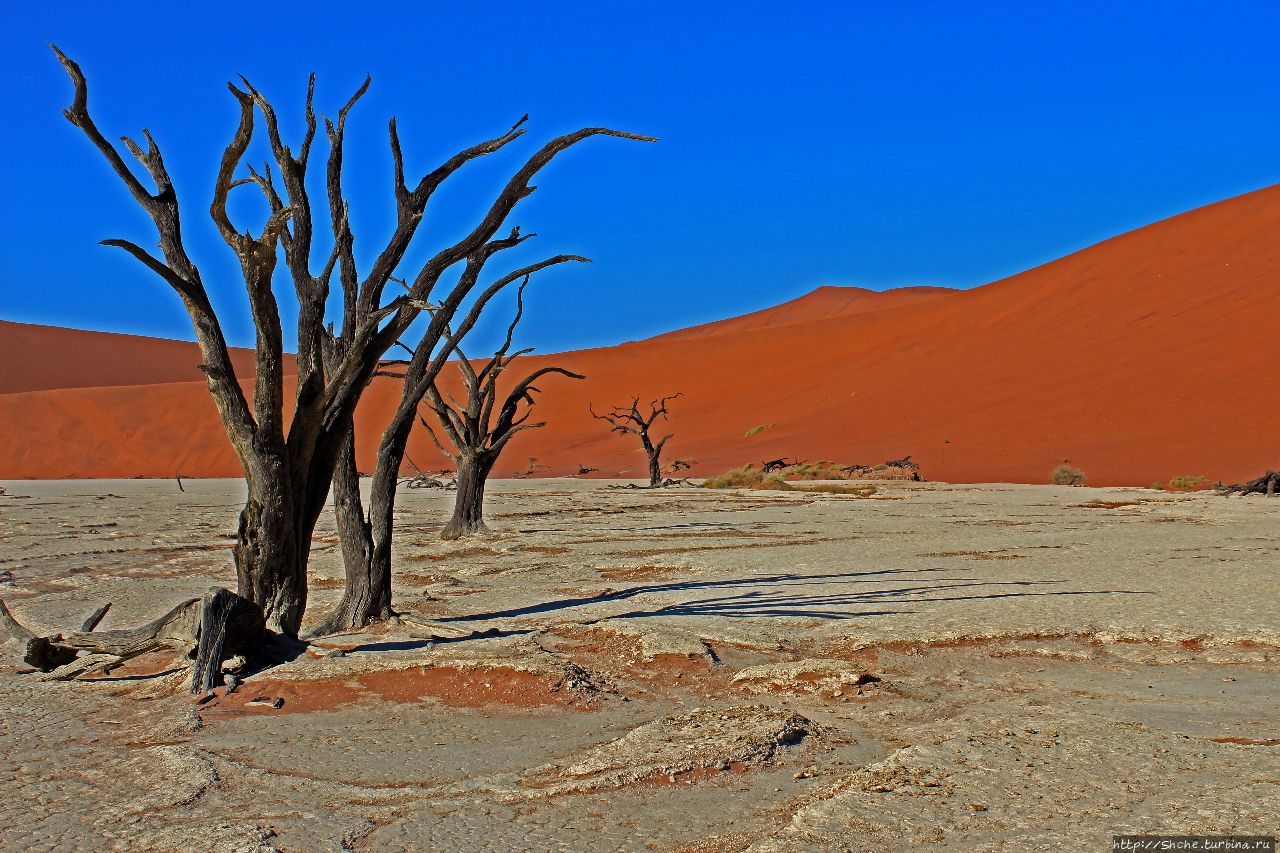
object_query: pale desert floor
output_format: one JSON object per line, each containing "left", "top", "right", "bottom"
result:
{"left": 1, "top": 478, "right": 1277, "bottom": 851}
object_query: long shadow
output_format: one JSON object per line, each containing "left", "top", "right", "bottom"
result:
{"left": 594, "top": 580, "right": 1150, "bottom": 622}
{"left": 438, "top": 566, "right": 952, "bottom": 623}
{"left": 348, "top": 627, "right": 533, "bottom": 654}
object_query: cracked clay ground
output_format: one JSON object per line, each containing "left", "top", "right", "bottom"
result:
{"left": 1, "top": 478, "right": 1277, "bottom": 851}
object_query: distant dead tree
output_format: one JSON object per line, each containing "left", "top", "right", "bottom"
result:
{"left": 576, "top": 464, "right": 600, "bottom": 476}
{"left": 47, "top": 45, "right": 653, "bottom": 660}
{"left": 762, "top": 458, "right": 803, "bottom": 474}
{"left": 419, "top": 283, "right": 584, "bottom": 539}
{"left": 590, "top": 394, "right": 682, "bottom": 488}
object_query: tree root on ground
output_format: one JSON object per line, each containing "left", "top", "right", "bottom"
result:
{"left": 0, "top": 587, "right": 264, "bottom": 693}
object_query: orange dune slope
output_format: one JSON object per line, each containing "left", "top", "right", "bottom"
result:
{"left": 0, "top": 320, "right": 290, "bottom": 395}
{"left": 1, "top": 184, "right": 1277, "bottom": 485}
{"left": 651, "top": 284, "right": 954, "bottom": 342}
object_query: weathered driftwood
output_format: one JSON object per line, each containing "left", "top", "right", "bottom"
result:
{"left": 0, "top": 598, "right": 78, "bottom": 670}
{"left": 79, "top": 601, "right": 112, "bottom": 632}
{"left": 189, "top": 588, "right": 265, "bottom": 693}
{"left": 0, "top": 587, "right": 263, "bottom": 693}
{"left": 1219, "top": 471, "right": 1279, "bottom": 497}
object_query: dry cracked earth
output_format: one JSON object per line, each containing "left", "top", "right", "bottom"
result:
{"left": 1, "top": 478, "right": 1277, "bottom": 851}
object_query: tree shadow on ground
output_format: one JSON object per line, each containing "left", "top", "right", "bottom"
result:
{"left": 594, "top": 581, "right": 1148, "bottom": 621}
{"left": 444, "top": 567, "right": 1150, "bottom": 624}
{"left": 438, "top": 567, "right": 947, "bottom": 623}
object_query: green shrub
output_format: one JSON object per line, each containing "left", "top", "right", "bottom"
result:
{"left": 1159, "top": 474, "right": 1209, "bottom": 492}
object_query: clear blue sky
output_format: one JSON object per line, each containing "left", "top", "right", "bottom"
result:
{"left": 2, "top": 1, "right": 1278, "bottom": 354}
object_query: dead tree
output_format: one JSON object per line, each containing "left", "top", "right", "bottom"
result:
{"left": 420, "top": 283, "right": 584, "bottom": 539}
{"left": 590, "top": 394, "right": 682, "bottom": 488}
{"left": 762, "top": 458, "right": 803, "bottom": 474}
{"left": 56, "top": 46, "right": 653, "bottom": 641}
{"left": 315, "top": 262, "right": 573, "bottom": 633}
{"left": 1219, "top": 471, "right": 1279, "bottom": 497}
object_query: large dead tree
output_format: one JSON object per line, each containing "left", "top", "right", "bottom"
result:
{"left": 419, "top": 282, "right": 584, "bottom": 539}
{"left": 590, "top": 394, "right": 682, "bottom": 487}
{"left": 314, "top": 264, "right": 580, "bottom": 633}
{"left": 56, "top": 46, "right": 653, "bottom": 642}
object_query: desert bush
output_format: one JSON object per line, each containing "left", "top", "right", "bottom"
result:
{"left": 744, "top": 423, "right": 773, "bottom": 438}
{"left": 787, "top": 461, "right": 847, "bottom": 480}
{"left": 802, "top": 483, "right": 878, "bottom": 496}
{"left": 1050, "top": 461, "right": 1086, "bottom": 486}
{"left": 1162, "top": 471, "right": 1208, "bottom": 491}
{"left": 701, "top": 466, "right": 793, "bottom": 490}
{"left": 701, "top": 466, "right": 879, "bottom": 496}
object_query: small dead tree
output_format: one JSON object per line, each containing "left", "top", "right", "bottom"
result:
{"left": 56, "top": 45, "right": 652, "bottom": 643}
{"left": 420, "top": 283, "right": 584, "bottom": 539}
{"left": 590, "top": 394, "right": 682, "bottom": 488}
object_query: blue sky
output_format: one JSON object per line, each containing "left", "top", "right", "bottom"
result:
{"left": 2, "top": 1, "right": 1278, "bottom": 354}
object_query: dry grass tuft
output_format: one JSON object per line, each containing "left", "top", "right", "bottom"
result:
{"left": 701, "top": 466, "right": 794, "bottom": 490}
{"left": 700, "top": 466, "right": 877, "bottom": 496}
{"left": 1050, "top": 461, "right": 1087, "bottom": 486}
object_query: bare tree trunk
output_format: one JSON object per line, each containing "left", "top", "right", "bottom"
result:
{"left": 315, "top": 408, "right": 416, "bottom": 634}
{"left": 442, "top": 453, "right": 494, "bottom": 540}
{"left": 232, "top": 458, "right": 307, "bottom": 637}
{"left": 646, "top": 444, "right": 662, "bottom": 488}
{"left": 309, "top": 428, "right": 392, "bottom": 636}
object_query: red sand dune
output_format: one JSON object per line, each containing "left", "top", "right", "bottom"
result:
{"left": 1, "top": 185, "right": 1277, "bottom": 485}
{"left": 652, "top": 284, "right": 954, "bottom": 342}
{"left": 0, "top": 320, "right": 289, "bottom": 395}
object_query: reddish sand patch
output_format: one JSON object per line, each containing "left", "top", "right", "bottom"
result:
{"left": 209, "top": 664, "right": 594, "bottom": 716}
{"left": 549, "top": 626, "right": 716, "bottom": 691}
{"left": 598, "top": 565, "right": 682, "bottom": 581}
{"left": 3, "top": 185, "right": 1280, "bottom": 484}
{"left": 1209, "top": 736, "right": 1280, "bottom": 746}
{"left": 643, "top": 761, "right": 751, "bottom": 786}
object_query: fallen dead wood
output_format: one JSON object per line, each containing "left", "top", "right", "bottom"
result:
{"left": 401, "top": 474, "right": 457, "bottom": 490}
{"left": 1218, "top": 470, "right": 1279, "bottom": 497}
{"left": 0, "top": 587, "right": 264, "bottom": 693}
